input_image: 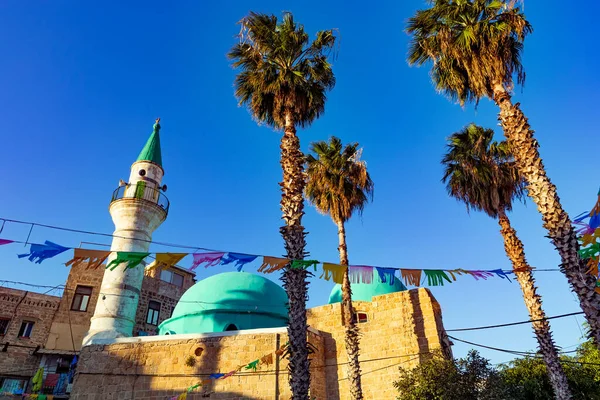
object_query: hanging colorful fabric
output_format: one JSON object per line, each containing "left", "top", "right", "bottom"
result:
{"left": 0, "top": 239, "right": 14, "bottom": 245}
{"left": 244, "top": 359, "right": 260, "bottom": 371}
{"left": 400, "top": 269, "right": 422, "bottom": 287}
{"left": 290, "top": 259, "right": 319, "bottom": 271}
{"left": 147, "top": 253, "right": 188, "bottom": 271}
{"left": 375, "top": 267, "right": 396, "bottom": 285}
{"left": 465, "top": 270, "right": 495, "bottom": 280}
{"left": 65, "top": 249, "right": 111, "bottom": 270}
{"left": 348, "top": 266, "right": 373, "bottom": 284}
{"left": 177, "top": 393, "right": 187, "bottom": 400}
{"left": 446, "top": 269, "right": 467, "bottom": 281}
{"left": 489, "top": 269, "right": 512, "bottom": 282}
{"left": 579, "top": 243, "right": 600, "bottom": 259}
{"left": 260, "top": 353, "right": 273, "bottom": 366}
{"left": 222, "top": 369, "right": 238, "bottom": 379}
{"left": 186, "top": 383, "right": 201, "bottom": 392}
{"left": 423, "top": 270, "right": 452, "bottom": 286}
{"left": 258, "top": 256, "right": 289, "bottom": 273}
{"left": 18, "top": 241, "right": 70, "bottom": 264}
{"left": 220, "top": 252, "right": 258, "bottom": 271}
{"left": 209, "top": 373, "right": 224, "bottom": 380}
{"left": 105, "top": 252, "right": 149, "bottom": 271}
{"left": 320, "top": 263, "right": 346, "bottom": 284}
{"left": 190, "top": 252, "right": 225, "bottom": 270}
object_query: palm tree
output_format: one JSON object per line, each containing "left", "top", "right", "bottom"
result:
{"left": 407, "top": 0, "right": 600, "bottom": 345}
{"left": 228, "top": 12, "right": 336, "bottom": 399}
{"left": 305, "top": 137, "right": 374, "bottom": 400}
{"left": 442, "top": 124, "right": 571, "bottom": 399}
{"left": 442, "top": 124, "right": 572, "bottom": 399}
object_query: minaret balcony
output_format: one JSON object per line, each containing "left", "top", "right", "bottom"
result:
{"left": 110, "top": 184, "right": 169, "bottom": 216}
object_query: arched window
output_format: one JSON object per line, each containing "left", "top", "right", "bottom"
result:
{"left": 224, "top": 324, "right": 238, "bottom": 331}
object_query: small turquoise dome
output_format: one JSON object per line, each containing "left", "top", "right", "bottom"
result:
{"left": 159, "top": 272, "right": 288, "bottom": 335}
{"left": 328, "top": 275, "right": 407, "bottom": 303}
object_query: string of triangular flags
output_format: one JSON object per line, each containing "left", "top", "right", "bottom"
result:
{"left": 168, "top": 344, "right": 287, "bottom": 399}
{"left": 573, "top": 188, "right": 600, "bottom": 294}
{"left": 0, "top": 238, "right": 517, "bottom": 288}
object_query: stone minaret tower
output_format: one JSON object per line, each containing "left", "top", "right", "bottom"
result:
{"left": 83, "top": 118, "right": 168, "bottom": 344}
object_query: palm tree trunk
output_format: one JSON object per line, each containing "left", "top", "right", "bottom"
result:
{"left": 498, "top": 211, "right": 572, "bottom": 399}
{"left": 493, "top": 83, "right": 600, "bottom": 345}
{"left": 280, "top": 111, "right": 310, "bottom": 400}
{"left": 337, "top": 220, "right": 364, "bottom": 400}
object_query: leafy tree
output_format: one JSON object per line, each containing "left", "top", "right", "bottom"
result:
{"left": 406, "top": 0, "right": 600, "bottom": 344}
{"left": 441, "top": 124, "right": 571, "bottom": 398}
{"left": 228, "top": 12, "right": 336, "bottom": 399}
{"left": 305, "top": 137, "right": 374, "bottom": 399}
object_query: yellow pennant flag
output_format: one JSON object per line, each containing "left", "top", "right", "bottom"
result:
{"left": 258, "top": 256, "right": 289, "bottom": 273}
{"left": 65, "top": 249, "right": 111, "bottom": 270}
{"left": 320, "top": 263, "right": 346, "bottom": 284}
{"left": 146, "top": 253, "right": 188, "bottom": 271}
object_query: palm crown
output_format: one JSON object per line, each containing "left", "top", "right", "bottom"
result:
{"left": 305, "top": 137, "right": 374, "bottom": 224}
{"left": 406, "top": 0, "right": 532, "bottom": 104}
{"left": 441, "top": 123, "right": 525, "bottom": 218}
{"left": 228, "top": 12, "right": 336, "bottom": 128}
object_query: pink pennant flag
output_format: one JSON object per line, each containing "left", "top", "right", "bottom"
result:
{"left": 348, "top": 266, "right": 373, "bottom": 284}
{"left": 466, "top": 270, "right": 495, "bottom": 280}
{"left": 190, "top": 252, "right": 225, "bottom": 271}
{"left": 0, "top": 239, "right": 14, "bottom": 246}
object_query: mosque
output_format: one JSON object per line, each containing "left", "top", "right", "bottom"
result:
{"left": 60, "top": 120, "right": 451, "bottom": 399}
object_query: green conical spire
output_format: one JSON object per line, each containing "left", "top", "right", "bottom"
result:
{"left": 136, "top": 118, "right": 163, "bottom": 167}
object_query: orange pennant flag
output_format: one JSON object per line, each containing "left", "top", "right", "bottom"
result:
{"left": 146, "top": 253, "right": 188, "bottom": 271}
{"left": 400, "top": 269, "right": 422, "bottom": 287}
{"left": 320, "top": 263, "right": 346, "bottom": 284}
{"left": 65, "top": 249, "right": 111, "bottom": 270}
{"left": 258, "top": 256, "right": 289, "bottom": 273}
{"left": 260, "top": 353, "right": 274, "bottom": 366}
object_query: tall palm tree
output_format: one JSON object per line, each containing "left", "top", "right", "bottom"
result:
{"left": 442, "top": 124, "right": 572, "bottom": 399}
{"left": 407, "top": 0, "right": 600, "bottom": 345}
{"left": 305, "top": 137, "right": 374, "bottom": 400}
{"left": 228, "top": 12, "right": 336, "bottom": 399}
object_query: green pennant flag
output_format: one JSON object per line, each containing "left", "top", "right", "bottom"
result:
{"left": 423, "top": 270, "right": 452, "bottom": 286}
{"left": 579, "top": 243, "right": 600, "bottom": 259}
{"left": 245, "top": 359, "right": 260, "bottom": 372}
{"left": 290, "top": 260, "right": 319, "bottom": 271}
{"left": 106, "top": 252, "right": 150, "bottom": 271}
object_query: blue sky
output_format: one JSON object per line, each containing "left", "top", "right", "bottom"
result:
{"left": 1, "top": 0, "right": 599, "bottom": 365}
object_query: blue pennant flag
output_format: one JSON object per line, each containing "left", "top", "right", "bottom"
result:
{"left": 220, "top": 252, "right": 258, "bottom": 272}
{"left": 18, "top": 241, "right": 70, "bottom": 264}
{"left": 375, "top": 267, "right": 396, "bottom": 286}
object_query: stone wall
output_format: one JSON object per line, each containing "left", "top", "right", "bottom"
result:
{"left": 0, "top": 288, "right": 60, "bottom": 378}
{"left": 306, "top": 288, "right": 451, "bottom": 400}
{"left": 70, "top": 328, "right": 326, "bottom": 400}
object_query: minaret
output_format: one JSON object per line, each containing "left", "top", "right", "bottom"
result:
{"left": 83, "top": 118, "right": 168, "bottom": 344}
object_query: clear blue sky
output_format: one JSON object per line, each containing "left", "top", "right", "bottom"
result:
{"left": 1, "top": 0, "right": 599, "bottom": 365}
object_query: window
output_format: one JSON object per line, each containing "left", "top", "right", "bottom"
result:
{"left": 146, "top": 301, "right": 161, "bottom": 325}
{"left": 71, "top": 285, "right": 93, "bottom": 312}
{"left": 160, "top": 269, "right": 184, "bottom": 287}
{"left": 0, "top": 318, "right": 9, "bottom": 335}
{"left": 18, "top": 321, "right": 34, "bottom": 338}
{"left": 354, "top": 312, "right": 368, "bottom": 324}
{"left": 224, "top": 324, "right": 238, "bottom": 331}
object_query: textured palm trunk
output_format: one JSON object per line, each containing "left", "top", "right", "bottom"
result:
{"left": 498, "top": 211, "right": 572, "bottom": 399}
{"left": 280, "top": 112, "right": 310, "bottom": 400}
{"left": 337, "top": 220, "right": 364, "bottom": 400}
{"left": 493, "top": 83, "right": 600, "bottom": 345}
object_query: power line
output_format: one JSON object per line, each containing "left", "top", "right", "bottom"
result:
{"left": 446, "top": 311, "right": 585, "bottom": 332}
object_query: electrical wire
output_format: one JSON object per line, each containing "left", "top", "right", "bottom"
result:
{"left": 446, "top": 311, "right": 585, "bottom": 332}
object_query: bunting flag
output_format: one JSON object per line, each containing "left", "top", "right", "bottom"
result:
{"left": 0, "top": 239, "right": 14, "bottom": 245}
{"left": 320, "top": 263, "right": 346, "bottom": 284}
{"left": 348, "top": 266, "right": 373, "bottom": 284}
{"left": 260, "top": 353, "right": 273, "bottom": 366}
{"left": 447, "top": 269, "right": 467, "bottom": 281}
{"left": 258, "top": 256, "right": 289, "bottom": 273}
{"left": 291, "top": 259, "right": 319, "bottom": 271}
{"left": 375, "top": 267, "right": 396, "bottom": 285}
{"left": 489, "top": 269, "right": 512, "bottom": 282}
{"left": 400, "top": 269, "right": 422, "bottom": 287}
{"left": 579, "top": 243, "right": 600, "bottom": 259}
{"left": 244, "top": 360, "right": 259, "bottom": 372}
{"left": 220, "top": 252, "right": 258, "bottom": 272}
{"left": 190, "top": 252, "right": 225, "bottom": 270}
{"left": 466, "top": 270, "right": 495, "bottom": 280}
{"left": 64, "top": 249, "right": 111, "bottom": 270}
{"left": 587, "top": 257, "right": 599, "bottom": 276}
{"left": 424, "top": 270, "right": 452, "bottom": 286}
{"left": 209, "top": 373, "right": 224, "bottom": 380}
{"left": 147, "top": 253, "right": 187, "bottom": 271}
{"left": 105, "top": 252, "right": 149, "bottom": 271}
{"left": 222, "top": 369, "right": 238, "bottom": 379}
{"left": 18, "top": 241, "right": 69, "bottom": 264}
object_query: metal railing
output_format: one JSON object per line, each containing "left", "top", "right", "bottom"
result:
{"left": 110, "top": 184, "right": 169, "bottom": 215}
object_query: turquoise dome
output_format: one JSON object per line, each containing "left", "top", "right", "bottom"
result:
{"left": 328, "top": 275, "right": 407, "bottom": 303}
{"left": 159, "top": 272, "right": 288, "bottom": 335}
